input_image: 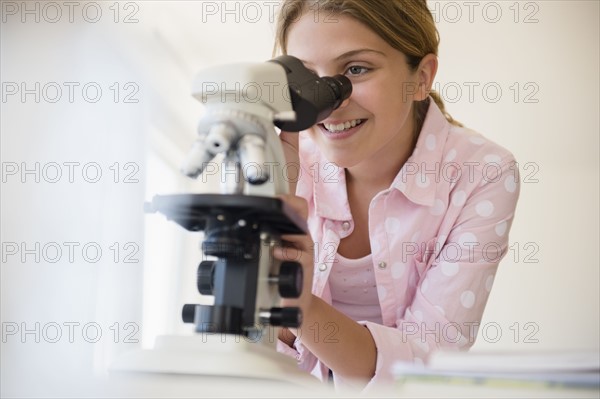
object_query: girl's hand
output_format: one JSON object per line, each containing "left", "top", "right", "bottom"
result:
{"left": 279, "top": 131, "right": 300, "bottom": 194}
{"left": 273, "top": 194, "right": 314, "bottom": 318}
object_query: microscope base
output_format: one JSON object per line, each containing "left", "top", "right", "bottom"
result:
{"left": 110, "top": 335, "right": 315, "bottom": 386}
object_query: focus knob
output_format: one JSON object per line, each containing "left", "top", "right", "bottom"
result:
{"left": 182, "top": 304, "right": 197, "bottom": 323}
{"left": 278, "top": 261, "right": 303, "bottom": 298}
{"left": 197, "top": 261, "right": 215, "bottom": 295}
{"left": 262, "top": 307, "right": 302, "bottom": 328}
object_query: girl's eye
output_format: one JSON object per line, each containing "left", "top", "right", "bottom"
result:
{"left": 345, "top": 65, "right": 369, "bottom": 76}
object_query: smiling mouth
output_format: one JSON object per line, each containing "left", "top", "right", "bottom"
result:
{"left": 321, "top": 119, "right": 366, "bottom": 133}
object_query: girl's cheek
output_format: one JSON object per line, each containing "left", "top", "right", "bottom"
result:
{"left": 396, "top": 78, "right": 421, "bottom": 103}
{"left": 306, "top": 126, "right": 321, "bottom": 143}
{"left": 348, "top": 83, "right": 371, "bottom": 109}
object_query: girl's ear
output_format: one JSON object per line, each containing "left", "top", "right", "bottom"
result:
{"left": 416, "top": 54, "right": 438, "bottom": 101}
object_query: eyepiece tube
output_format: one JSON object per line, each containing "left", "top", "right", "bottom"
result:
{"left": 270, "top": 55, "right": 352, "bottom": 132}
{"left": 322, "top": 75, "right": 352, "bottom": 110}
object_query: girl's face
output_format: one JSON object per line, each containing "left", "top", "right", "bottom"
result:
{"left": 286, "top": 12, "right": 425, "bottom": 173}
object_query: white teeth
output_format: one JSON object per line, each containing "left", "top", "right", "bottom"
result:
{"left": 324, "top": 119, "right": 363, "bottom": 133}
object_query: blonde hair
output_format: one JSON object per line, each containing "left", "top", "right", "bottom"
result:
{"left": 273, "top": 0, "right": 463, "bottom": 140}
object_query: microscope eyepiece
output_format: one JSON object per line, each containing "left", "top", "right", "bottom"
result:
{"left": 321, "top": 74, "right": 352, "bottom": 111}
{"left": 270, "top": 55, "right": 352, "bottom": 132}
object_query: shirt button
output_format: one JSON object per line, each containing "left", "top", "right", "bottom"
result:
{"left": 378, "top": 261, "right": 387, "bottom": 269}
{"left": 319, "top": 263, "right": 328, "bottom": 271}
{"left": 342, "top": 221, "right": 351, "bottom": 231}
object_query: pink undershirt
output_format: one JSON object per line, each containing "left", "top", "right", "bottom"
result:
{"left": 329, "top": 252, "right": 383, "bottom": 324}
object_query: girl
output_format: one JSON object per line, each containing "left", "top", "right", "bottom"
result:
{"left": 272, "top": 0, "right": 520, "bottom": 390}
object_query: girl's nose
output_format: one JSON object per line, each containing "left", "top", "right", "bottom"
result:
{"left": 338, "top": 98, "right": 351, "bottom": 109}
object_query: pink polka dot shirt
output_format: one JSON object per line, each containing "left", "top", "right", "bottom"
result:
{"left": 277, "top": 98, "right": 521, "bottom": 389}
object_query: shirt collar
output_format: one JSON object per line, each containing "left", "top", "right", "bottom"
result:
{"left": 312, "top": 158, "right": 353, "bottom": 221}
{"left": 305, "top": 97, "right": 449, "bottom": 220}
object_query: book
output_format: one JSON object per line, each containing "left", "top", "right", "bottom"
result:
{"left": 392, "top": 350, "right": 600, "bottom": 390}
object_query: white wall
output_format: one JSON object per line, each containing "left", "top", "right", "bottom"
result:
{"left": 1, "top": 1, "right": 598, "bottom": 397}
{"left": 0, "top": 15, "right": 149, "bottom": 396}
{"left": 432, "top": 1, "right": 599, "bottom": 352}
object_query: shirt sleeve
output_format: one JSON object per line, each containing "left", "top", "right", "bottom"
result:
{"left": 361, "top": 152, "right": 521, "bottom": 389}
{"left": 277, "top": 336, "right": 324, "bottom": 380}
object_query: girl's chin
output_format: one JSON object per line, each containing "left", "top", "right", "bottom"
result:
{"left": 316, "top": 151, "right": 360, "bottom": 170}
{"left": 306, "top": 132, "right": 363, "bottom": 168}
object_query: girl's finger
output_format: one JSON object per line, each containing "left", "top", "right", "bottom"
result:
{"left": 280, "top": 234, "right": 313, "bottom": 252}
{"left": 278, "top": 194, "right": 309, "bottom": 221}
{"left": 273, "top": 245, "right": 306, "bottom": 262}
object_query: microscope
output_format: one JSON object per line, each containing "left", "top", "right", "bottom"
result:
{"left": 111, "top": 56, "right": 351, "bottom": 383}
